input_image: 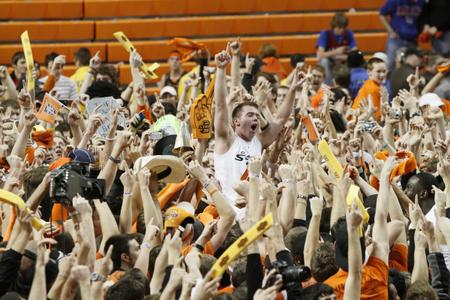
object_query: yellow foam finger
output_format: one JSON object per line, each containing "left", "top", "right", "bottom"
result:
{"left": 210, "top": 213, "right": 273, "bottom": 279}
{"left": 113, "top": 31, "right": 159, "bottom": 79}
{"left": 0, "top": 189, "right": 44, "bottom": 230}
{"left": 346, "top": 184, "right": 369, "bottom": 236}
{"left": 20, "top": 31, "right": 35, "bottom": 93}
{"left": 318, "top": 140, "right": 344, "bottom": 179}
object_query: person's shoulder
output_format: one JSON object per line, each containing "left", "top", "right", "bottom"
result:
{"left": 363, "top": 256, "right": 389, "bottom": 280}
{"left": 60, "top": 75, "right": 77, "bottom": 86}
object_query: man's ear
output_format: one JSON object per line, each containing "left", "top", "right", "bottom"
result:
{"left": 420, "top": 190, "right": 428, "bottom": 201}
{"left": 120, "top": 253, "right": 130, "bottom": 263}
{"left": 232, "top": 118, "right": 238, "bottom": 128}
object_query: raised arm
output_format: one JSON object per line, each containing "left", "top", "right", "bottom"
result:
{"left": 213, "top": 48, "right": 233, "bottom": 152}
{"left": 411, "top": 229, "right": 429, "bottom": 283}
{"left": 119, "top": 165, "right": 135, "bottom": 234}
{"left": 80, "top": 51, "right": 100, "bottom": 95}
{"left": 11, "top": 108, "right": 35, "bottom": 160}
{"left": 304, "top": 196, "right": 323, "bottom": 268}
{"left": 277, "top": 164, "right": 296, "bottom": 234}
{"left": 187, "top": 161, "right": 236, "bottom": 253}
{"left": 229, "top": 38, "right": 242, "bottom": 89}
{"left": 29, "top": 239, "right": 55, "bottom": 300}
{"left": 0, "top": 66, "right": 18, "bottom": 100}
{"left": 372, "top": 156, "right": 398, "bottom": 264}
{"left": 343, "top": 203, "right": 363, "bottom": 300}
{"left": 259, "top": 67, "right": 302, "bottom": 147}
{"left": 98, "top": 131, "right": 132, "bottom": 194}
{"left": 138, "top": 168, "right": 163, "bottom": 231}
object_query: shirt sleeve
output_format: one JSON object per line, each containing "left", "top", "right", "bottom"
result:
{"left": 347, "top": 30, "right": 357, "bottom": 49}
{"left": 316, "top": 30, "right": 329, "bottom": 49}
{"left": 380, "top": 0, "right": 394, "bottom": 16}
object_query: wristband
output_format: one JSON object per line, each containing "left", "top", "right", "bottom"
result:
{"left": 194, "top": 243, "right": 204, "bottom": 252}
{"left": 90, "top": 272, "right": 106, "bottom": 283}
{"left": 208, "top": 188, "right": 219, "bottom": 197}
{"left": 203, "top": 179, "right": 212, "bottom": 189}
{"left": 141, "top": 242, "right": 152, "bottom": 250}
{"left": 109, "top": 155, "right": 121, "bottom": 164}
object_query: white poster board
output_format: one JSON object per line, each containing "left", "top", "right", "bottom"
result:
{"left": 86, "top": 97, "right": 126, "bottom": 137}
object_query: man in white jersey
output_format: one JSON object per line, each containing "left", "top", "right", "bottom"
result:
{"left": 213, "top": 42, "right": 302, "bottom": 204}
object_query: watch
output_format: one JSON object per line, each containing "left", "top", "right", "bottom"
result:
{"left": 90, "top": 272, "right": 106, "bottom": 283}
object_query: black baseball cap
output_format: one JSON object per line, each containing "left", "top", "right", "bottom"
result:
{"left": 403, "top": 47, "right": 424, "bottom": 58}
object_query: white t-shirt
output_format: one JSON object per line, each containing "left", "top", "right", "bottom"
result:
{"left": 214, "top": 134, "right": 262, "bottom": 205}
{"left": 39, "top": 75, "right": 78, "bottom": 101}
{"left": 425, "top": 205, "right": 450, "bottom": 268}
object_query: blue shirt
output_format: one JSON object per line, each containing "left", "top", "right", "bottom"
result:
{"left": 380, "top": 0, "right": 426, "bottom": 41}
{"left": 349, "top": 68, "right": 368, "bottom": 99}
{"left": 316, "top": 29, "right": 357, "bottom": 51}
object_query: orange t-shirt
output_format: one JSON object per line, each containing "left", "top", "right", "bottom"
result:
{"left": 440, "top": 99, "right": 450, "bottom": 116}
{"left": 352, "top": 79, "right": 381, "bottom": 120}
{"left": 324, "top": 256, "right": 388, "bottom": 300}
{"left": 389, "top": 243, "right": 408, "bottom": 272}
{"left": 137, "top": 104, "right": 154, "bottom": 124}
{"left": 311, "top": 88, "right": 324, "bottom": 109}
{"left": 182, "top": 241, "right": 215, "bottom": 256}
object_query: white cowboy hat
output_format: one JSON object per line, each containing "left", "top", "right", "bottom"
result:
{"left": 134, "top": 155, "right": 185, "bottom": 183}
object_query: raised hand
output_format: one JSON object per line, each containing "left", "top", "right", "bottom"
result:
{"left": 346, "top": 202, "right": 363, "bottom": 230}
{"left": 18, "top": 88, "right": 32, "bottom": 108}
{"left": 119, "top": 163, "right": 136, "bottom": 191}
{"left": 229, "top": 37, "right": 242, "bottom": 56}
{"left": 309, "top": 196, "right": 323, "bottom": 216}
{"left": 89, "top": 51, "right": 101, "bottom": 70}
{"left": 72, "top": 195, "right": 92, "bottom": 217}
{"left": 86, "top": 113, "right": 105, "bottom": 135}
{"left": 245, "top": 52, "right": 255, "bottom": 73}
{"left": 214, "top": 50, "right": 231, "bottom": 69}
{"left": 248, "top": 157, "right": 262, "bottom": 177}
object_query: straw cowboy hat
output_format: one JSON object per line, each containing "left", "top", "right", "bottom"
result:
{"left": 134, "top": 155, "right": 186, "bottom": 183}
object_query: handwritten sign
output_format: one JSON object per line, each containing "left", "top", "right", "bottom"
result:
{"left": 36, "top": 93, "right": 64, "bottom": 124}
{"left": 86, "top": 97, "right": 125, "bottom": 137}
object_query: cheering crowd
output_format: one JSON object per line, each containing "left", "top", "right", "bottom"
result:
{"left": 0, "top": 1, "right": 450, "bottom": 299}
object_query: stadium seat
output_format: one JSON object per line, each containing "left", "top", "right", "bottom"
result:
{"left": 96, "top": 12, "right": 383, "bottom": 40}
{"left": 106, "top": 33, "right": 387, "bottom": 63}
{"left": 0, "top": 21, "right": 95, "bottom": 42}
{"left": 0, "top": 0, "right": 83, "bottom": 20}
{"left": 84, "top": 0, "right": 385, "bottom": 18}
{"left": 0, "top": 43, "right": 106, "bottom": 65}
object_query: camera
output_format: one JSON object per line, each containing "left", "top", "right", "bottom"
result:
{"left": 390, "top": 109, "right": 402, "bottom": 119}
{"left": 266, "top": 260, "right": 311, "bottom": 290}
{"left": 362, "top": 122, "right": 377, "bottom": 132}
{"left": 49, "top": 162, "right": 105, "bottom": 206}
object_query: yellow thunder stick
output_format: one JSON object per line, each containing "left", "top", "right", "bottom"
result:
{"left": 20, "top": 31, "right": 35, "bottom": 93}
{"left": 209, "top": 213, "right": 273, "bottom": 279}
{"left": 0, "top": 189, "right": 44, "bottom": 230}
{"left": 318, "top": 140, "right": 344, "bottom": 179}
{"left": 113, "top": 31, "right": 160, "bottom": 79}
{"left": 346, "top": 184, "right": 369, "bottom": 236}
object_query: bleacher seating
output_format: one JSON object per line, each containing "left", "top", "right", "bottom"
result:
{"left": 0, "top": 0, "right": 386, "bottom": 86}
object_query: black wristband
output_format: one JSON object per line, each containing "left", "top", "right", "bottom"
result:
{"left": 109, "top": 155, "right": 120, "bottom": 164}
{"left": 194, "top": 243, "right": 204, "bottom": 252}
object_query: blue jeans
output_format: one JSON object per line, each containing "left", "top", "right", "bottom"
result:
{"left": 386, "top": 37, "right": 417, "bottom": 72}
{"left": 432, "top": 30, "right": 450, "bottom": 55}
{"left": 319, "top": 57, "right": 334, "bottom": 86}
